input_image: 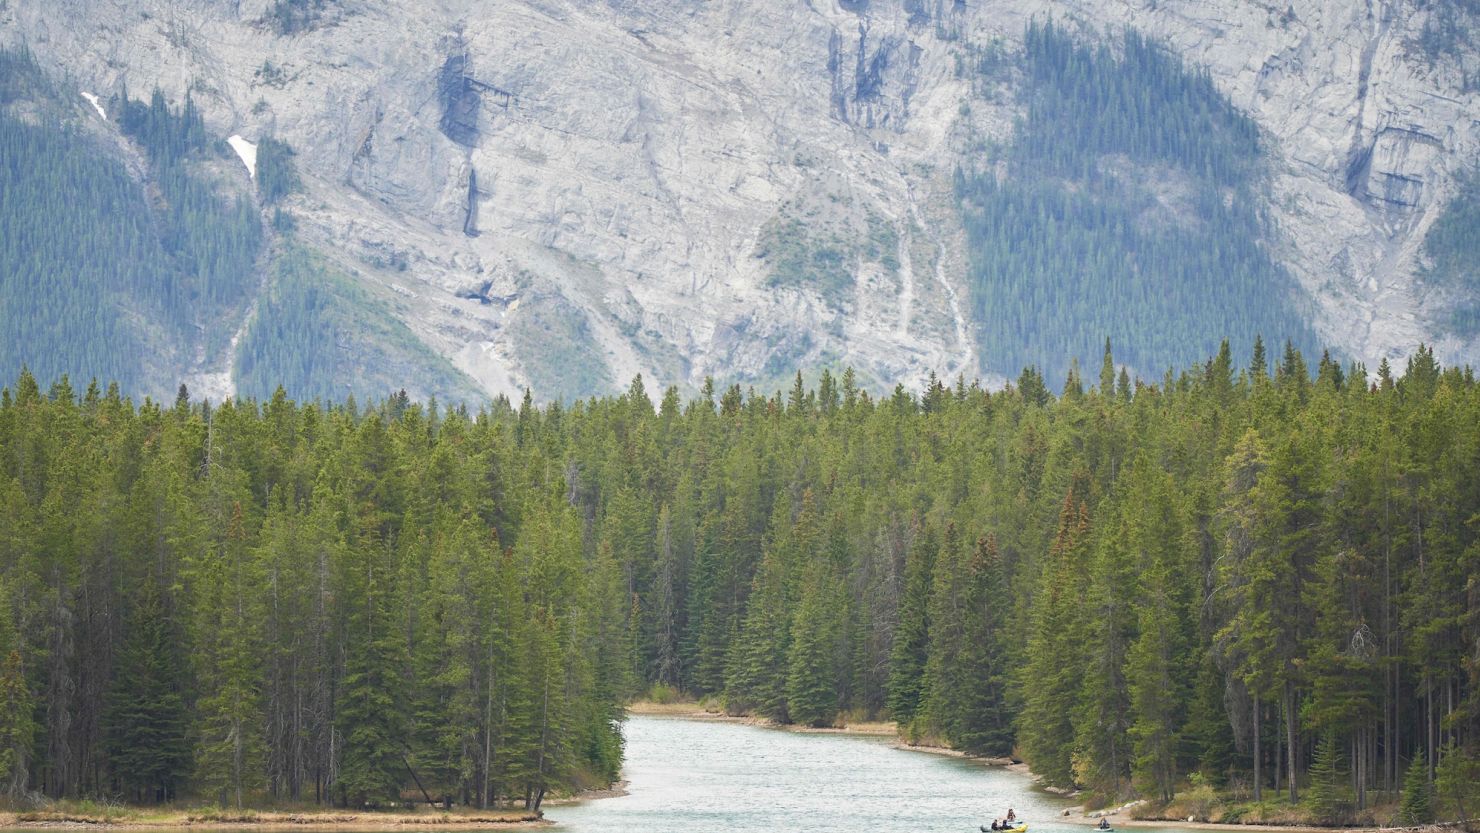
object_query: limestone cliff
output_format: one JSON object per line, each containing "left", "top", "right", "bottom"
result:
{"left": 4, "top": 0, "right": 1476, "bottom": 399}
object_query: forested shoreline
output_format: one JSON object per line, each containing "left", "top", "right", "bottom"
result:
{"left": 0, "top": 342, "right": 1478, "bottom": 821}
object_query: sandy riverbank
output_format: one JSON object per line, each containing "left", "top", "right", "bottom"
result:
{"left": 543, "top": 781, "right": 630, "bottom": 806}
{"left": 625, "top": 700, "right": 897, "bottom": 736}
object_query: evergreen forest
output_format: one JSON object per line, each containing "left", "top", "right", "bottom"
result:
{"left": 1, "top": 339, "right": 1479, "bottom": 821}
{"left": 0, "top": 49, "right": 479, "bottom": 405}
{"left": 0, "top": 52, "right": 260, "bottom": 395}
{"left": 958, "top": 23, "right": 1320, "bottom": 384}
{"left": 1422, "top": 171, "right": 1480, "bottom": 335}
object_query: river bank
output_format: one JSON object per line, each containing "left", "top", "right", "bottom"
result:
{"left": 621, "top": 705, "right": 1419, "bottom": 833}
{"left": 0, "top": 715, "right": 1441, "bottom": 833}
{"left": 0, "top": 808, "right": 543, "bottom": 830}
{"left": 1050, "top": 809, "right": 1417, "bottom": 833}
{"left": 626, "top": 700, "right": 897, "bottom": 736}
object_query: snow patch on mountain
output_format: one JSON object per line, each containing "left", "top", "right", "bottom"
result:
{"left": 227, "top": 135, "right": 256, "bottom": 180}
{"left": 79, "top": 91, "right": 105, "bottom": 119}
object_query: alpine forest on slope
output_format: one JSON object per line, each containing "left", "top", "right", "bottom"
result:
{"left": 1, "top": 341, "right": 1480, "bottom": 820}
{"left": 957, "top": 22, "right": 1321, "bottom": 386}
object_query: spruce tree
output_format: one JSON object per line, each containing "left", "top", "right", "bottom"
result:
{"left": 1400, "top": 752, "right": 1435, "bottom": 825}
{"left": 335, "top": 537, "right": 408, "bottom": 807}
{"left": 952, "top": 535, "right": 1013, "bottom": 755}
{"left": 1126, "top": 461, "right": 1192, "bottom": 802}
{"left": 1075, "top": 491, "right": 1138, "bottom": 797}
{"left": 1215, "top": 428, "right": 1284, "bottom": 800}
{"left": 1305, "top": 731, "right": 1347, "bottom": 824}
{"left": 194, "top": 501, "right": 267, "bottom": 808}
{"left": 1184, "top": 655, "right": 1236, "bottom": 786}
{"left": 921, "top": 523, "right": 969, "bottom": 742}
{"left": 1434, "top": 742, "right": 1479, "bottom": 825}
{"left": 103, "top": 580, "right": 191, "bottom": 803}
{"left": 887, "top": 523, "right": 936, "bottom": 724}
{"left": 1020, "top": 494, "right": 1092, "bottom": 787}
{"left": 0, "top": 647, "right": 31, "bottom": 798}
{"left": 0, "top": 579, "right": 34, "bottom": 799}
{"left": 651, "top": 503, "right": 683, "bottom": 688}
{"left": 726, "top": 547, "right": 791, "bottom": 720}
{"left": 785, "top": 566, "right": 842, "bottom": 728}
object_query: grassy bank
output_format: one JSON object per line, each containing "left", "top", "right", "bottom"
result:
{"left": 0, "top": 803, "right": 543, "bottom": 829}
{"left": 1127, "top": 793, "right": 1404, "bottom": 829}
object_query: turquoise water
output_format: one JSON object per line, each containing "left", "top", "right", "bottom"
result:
{"left": 549, "top": 715, "right": 1094, "bottom": 833}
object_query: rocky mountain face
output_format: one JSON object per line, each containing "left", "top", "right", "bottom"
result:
{"left": 4, "top": 0, "right": 1477, "bottom": 401}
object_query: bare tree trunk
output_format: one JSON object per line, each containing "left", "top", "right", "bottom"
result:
{"left": 1274, "top": 698, "right": 1283, "bottom": 798}
{"left": 1285, "top": 683, "right": 1299, "bottom": 802}
{"left": 1254, "top": 694, "right": 1263, "bottom": 802}
{"left": 1428, "top": 684, "right": 1436, "bottom": 781}
{"left": 482, "top": 665, "right": 493, "bottom": 809}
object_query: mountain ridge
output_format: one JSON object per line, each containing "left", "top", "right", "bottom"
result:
{"left": 2, "top": 0, "right": 1477, "bottom": 401}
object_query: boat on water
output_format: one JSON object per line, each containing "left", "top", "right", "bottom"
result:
{"left": 980, "top": 825, "right": 1028, "bottom": 833}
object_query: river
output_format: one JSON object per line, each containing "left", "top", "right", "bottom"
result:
{"left": 548, "top": 715, "right": 1093, "bottom": 833}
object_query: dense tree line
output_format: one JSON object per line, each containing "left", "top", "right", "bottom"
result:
{"left": 233, "top": 244, "right": 484, "bottom": 406}
{"left": 958, "top": 23, "right": 1320, "bottom": 385}
{"left": 0, "top": 376, "right": 625, "bottom": 809}
{"left": 233, "top": 247, "right": 341, "bottom": 403}
{"left": 3, "top": 340, "right": 1478, "bottom": 817}
{"left": 115, "top": 87, "right": 263, "bottom": 332}
{"left": 0, "top": 52, "right": 156, "bottom": 390}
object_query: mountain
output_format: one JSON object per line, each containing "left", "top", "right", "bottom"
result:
{"left": 2, "top": 0, "right": 1478, "bottom": 402}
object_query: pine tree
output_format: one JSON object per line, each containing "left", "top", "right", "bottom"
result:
{"left": 0, "top": 647, "right": 31, "bottom": 798}
{"left": 1184, "top": 654, "right": 1236, "bottom": 786}
{"left": 651, "top": 503, "right": 683, "bottom": 688}
{"left": 786, "top": 566, "right": 842, "bottom": 728}
{"left": 1400, "top": 752, "right": 1435, "bottom": 825}
{"left": 726, "top": 547, "right": 791, "bottom": 720}
{"left": 921, "top": 523, "right": 970, "bottom": 742}
{"left": 1305, "top": 731, "right": 1348, "bottom": 824}
{"left": 1020, "top": 494, "right": 1092, "bottom": 787}
{"left": 951, "top": 534, "right": 1013, "bottom": 755}
{"left": 887, "top": 522, "right": 936, "bottom": 724}
{"left": 335, "top": 536, "right": 408, "bottom": 807}
{"left": 1125, "top": 460, "right": 1192, "bottom": 802}
{"left": 0, "top": 578, "right": 35, "bottom": 799}
{"left": 194, "top": 501, "right": 267, "bottom": 807}
{"left": 1434, "top": 742, "right": 1479, "bottom": 825}
{"left": 103, "top": 579, "right": 191, "bottom": 803}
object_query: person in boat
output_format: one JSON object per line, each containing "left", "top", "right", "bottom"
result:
{"left": 1006, "top": 809, "right": 1017, "bottom": 825}
{"left": 990, "top": 822, "right": 1001, "bottom": 831}
{"left": 1099, "top": 818, "right": 1112, "bottom": 830}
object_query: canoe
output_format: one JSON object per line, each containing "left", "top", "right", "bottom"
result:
{"left": 980, "top": 826, "right": 1028, "bottom": 833}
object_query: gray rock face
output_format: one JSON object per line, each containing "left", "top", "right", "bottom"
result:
{"left": 4, "top": 0, "right": 1477, "bottom": 400}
